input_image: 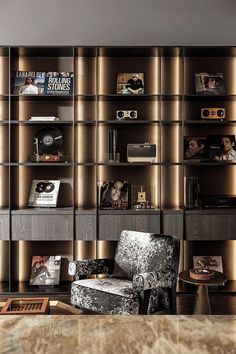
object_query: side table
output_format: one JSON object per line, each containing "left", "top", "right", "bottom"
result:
{"left": 179, "top": 270, "right": 227, "bottom": 315}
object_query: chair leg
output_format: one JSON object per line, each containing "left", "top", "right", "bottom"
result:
{"left": 139, "top": 290, "right": 151, "bottom": 314}
{"left": 170, "top": 287, "right": 177, "bottom": 314}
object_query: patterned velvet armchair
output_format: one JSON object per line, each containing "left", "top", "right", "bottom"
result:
{"left": 68, "top": 230, "right": 180, "bottom": 315}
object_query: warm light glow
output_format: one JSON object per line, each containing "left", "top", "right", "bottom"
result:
{"left": 0, "top": 241, "right": 8, "bottom": 281}
{"left": 74, "top": 241, "right": 96, "bottom": 260}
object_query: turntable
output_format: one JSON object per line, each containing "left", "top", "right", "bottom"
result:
{"left": 30, "top": 127, "right": 68, "bottom": 162}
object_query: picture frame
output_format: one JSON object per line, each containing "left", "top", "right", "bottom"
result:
{"left": 193, "top": 256, "right": 223, "bottom": 273}
{"left": 195, "top": 73, "right": 225, "bottom": 95}
{"left": 116, "top": 73, "right": 144, "bottom": 94}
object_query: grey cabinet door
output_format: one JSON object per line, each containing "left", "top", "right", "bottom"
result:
{"left": 185, "top": 215, "right": 231, "bottom": 240}
{"left": 99, "top": 214, "right": 160, "bottom": 240}
{"left": 163, "top": 213, "right": 183, "bottom": 239}
{"left": 12, "top": 215, "right": 73, "bottom": 240}
{"left": 75, "top": 214, "right": 96, "bottom": 240}
{"left": 0, "top": 215, "right": 9, "bottom": 240}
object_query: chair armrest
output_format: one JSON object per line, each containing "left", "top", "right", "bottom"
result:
{"left": 132, "top": 270, "right": 177, "bottom": 291}
{"left": 68, "top": 258, "right": 114, "bottom": 276}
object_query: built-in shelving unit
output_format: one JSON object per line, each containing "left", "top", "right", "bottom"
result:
{"left": 0, "top": 46, "right": 236, "bottom": 296}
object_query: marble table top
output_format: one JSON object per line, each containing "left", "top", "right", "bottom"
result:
{"left": 0, "top": 315, "right": 235, "bottom": 354}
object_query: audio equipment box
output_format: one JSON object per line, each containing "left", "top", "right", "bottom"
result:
{"left": 116, "top": 110, "right": 137, "bottom": 120}
{"left": 201, "top": 195, "right": 236, "bottom": 208}
{"left": 201, "top": 108, "right": 225, "bottom": 119}
{"left": 127, "top": 143, "right": 157, "bottom": 163}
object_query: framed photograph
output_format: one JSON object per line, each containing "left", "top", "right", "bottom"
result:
{"left": 195, "top": 73, "right": 225, "bottom": 95}
{"left": 193, "top": 256, "right": 223, "bottom": 273}
{"left": 184, "top": 136, "right": 209, "bottom": 160}
{"left": 208, "top": 135, "right": 236, "bottom": 161}
{"left": 116, "top": 73, "right": 144, "bottom": 95}
{"left": 100, "top": 180, "right": 128, "bottom": 209}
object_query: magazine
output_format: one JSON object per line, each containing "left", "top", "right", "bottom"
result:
{"left": 14, "top": 71, "right": 73, "bottom": 95}
{"left": 195, "top": 73, "right": 225, "bottom": 95}
{"left": 28, "top": 180, "right": 60, "bottom": 207}
{"left": 13, "top": 71, "right": 45, "bottom": 95}
{"left": 100, "top": 180, "right": 128, "bottom": 209}
{"left": 116, "top": 73, "right": 144, "bottom": 94}
{"left": 30, "top": 256, "right": 61, "bottom": 285}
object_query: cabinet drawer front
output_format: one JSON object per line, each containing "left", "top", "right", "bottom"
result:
{"left": 186, "top": 215, "right": 229, "bottom": 240}
{"left": 163, "top": 214, "right": 183, "bottom": 239}
{"left": 99, "top": 214, "right": 160, "bottom": 240}
{"left": 12, "top": 215, "right": 73, "bottom": 240}
{"left": 0, "top": 215, "right": 9, "bottom": 240}
{"left": 75, "top": 215, "right": 96, "bottom": 240}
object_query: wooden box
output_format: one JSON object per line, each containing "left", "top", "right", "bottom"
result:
{"left": 0, "top": 297, "right": 50, "bottom": 315}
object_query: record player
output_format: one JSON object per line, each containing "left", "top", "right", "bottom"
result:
{"left": 30, "top": 127, "right": 68, "bottom": 162}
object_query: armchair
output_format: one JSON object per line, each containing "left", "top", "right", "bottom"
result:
{"left": 68, "top": 230, "right": 180, "bottom": 315}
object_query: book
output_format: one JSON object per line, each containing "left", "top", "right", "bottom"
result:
{"left": 13, "top": 71, "right": 45, "bottom": 95}
{"left": 44, "top": 72, "right": 73, "bottom": 95}
{"left": 29, "top": 116, "right": 60, "bottom": 121}
{"left": 13, "top": 71, "right": 73, "bottom": 96}
{"left": 195, "top": 73, "right": 225, "bottom": 95}
{"left": 28, "top": 180, "right": 60, "bottom": 208}
{"left": 29, "top": 256, "right": 61, "bottom": 285}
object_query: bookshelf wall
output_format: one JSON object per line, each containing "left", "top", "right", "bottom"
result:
{"left": 0, "top": 46, "right": 236, "bottom": 295}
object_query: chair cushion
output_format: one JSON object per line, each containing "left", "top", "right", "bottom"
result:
{"left": 70, "top": 277, "right": 139, "bottom": 315}
{"left": 113, "top": 230, "right": 179, "bottom": 280}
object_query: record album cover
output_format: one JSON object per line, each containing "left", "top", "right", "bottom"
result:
{"left": 13, "top": 71, "right": 45, "bottom": 95}
{"left": 116, "top": 73, "right": 144, "bottom": 94}
{"left": 44, "top": 72, "right": 73, "bottom": 95}
{"left": 30, "top": 256, "right": 61, "bottom": 285}
{"left": 195, "top": 73, "right": 225, "bottom": 95}
{"left": 100, "top": 180, "right": 128, "bottom": 209}
{"left": 28, "top": 180, "right": 60, "bottom": 208}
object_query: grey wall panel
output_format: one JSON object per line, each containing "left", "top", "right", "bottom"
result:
{"left": 0, "top": 1, "right": 236, "bottom": 45}
{"left": 163, "top": 213, "right": 183, "bottom": 240}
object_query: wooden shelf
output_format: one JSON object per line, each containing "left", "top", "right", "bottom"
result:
{"left": 11, "top": 281, "right": 71, "bottom": 295}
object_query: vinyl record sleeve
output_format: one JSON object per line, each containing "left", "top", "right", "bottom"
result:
{"left": 28, "top": 180, "right": 60, "bottom": 207}
{"left": 30, "top": 256, "right": 61, "bottom": 285}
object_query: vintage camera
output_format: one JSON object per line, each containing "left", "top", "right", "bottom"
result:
{"left": 116, "top": 110, "right": 137, "bottom": 120}
{"left": 201, "top": 108, "right": 225, "bottom": 119}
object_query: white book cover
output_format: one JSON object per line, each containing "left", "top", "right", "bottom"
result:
{"left": 29, "top": 116, "right": 59, "bottom": 121}
{"left": 28, "top": 180, "right": 60, "bottom": 208}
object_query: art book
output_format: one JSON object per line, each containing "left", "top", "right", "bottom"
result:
{"left": 28, "top": 180, "right": 60, "bottom": 208}
{"left": 30, "top": 256, "right": 61, "bottom": 285}
{"left": 44, "top": 72, "right": 73, "bottom": 95}
{"left": 13, "top": 71, "right": 45, "bottom": 95}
